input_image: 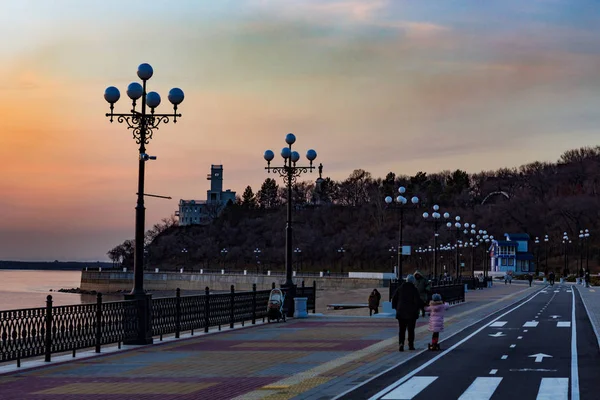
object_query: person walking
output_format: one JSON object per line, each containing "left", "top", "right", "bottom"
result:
{"left": 368, "top": 288, "right": 382, "bottom": 316}
{"left": 549, "top": 271, "right": 555, "bottom": 286}
{"left": 413, "top": 270, "right": 430, "bottom": 317}
{"left": 527, "top": 273, "right": 533, "bottom": 287}
{"left": 391, "top": 274, "right": 423, "bottom": 352}
{"left": 426, "top": 293, "right": 449, "bottom": 351}
{"left": 504, "top": 272, "right": 509, "bottom": 285}
{"left": 584, "top": 270, "right": 591, "bottom": 288}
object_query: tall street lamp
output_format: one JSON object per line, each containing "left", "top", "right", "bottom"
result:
{"left": 264, "top": 133, "right": 318, "bottom": 317}
{"left": 254, "top": 248, "right": 262, "bottom": 275}
{"left": 423, "top": 205, "right": 449, "bottom": 280}
{"left": 543, "top": 234, "right": 549, "bottom": 276}
{"left": 104, "top": 63, "right": 184, "bottom": 345}
{"left": 584, "top": 229, "right": 591, "bottom": 271}
{"left": 388, "top": 246, "right": 397, "bottom": 272}
{"left": 562, "top": 232, "right": 569, "bottom": 277}
{"left": 534, "top": 236, "right": 540, "bottom": 276}
{"left": 337, "top": 247, "right": 346, "bottom": 274}
{"left": 220, "top": 248, "right": 228, "bottom": 268}
{"left": 446, "top": 216, "right": 462, "bottom": 279}
{"left": 294, "top": 247, "right": 302, "bottom": 273}
{"left": 385, "top": 187, "right": 419, "bottom": 280}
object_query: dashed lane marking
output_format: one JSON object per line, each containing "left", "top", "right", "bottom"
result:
{"left": 557, "top": 321, "right": 571, "bottom": 328}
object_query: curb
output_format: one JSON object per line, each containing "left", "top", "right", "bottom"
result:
{"left": 574, "top": 285, "right": 600, "bottom": 352}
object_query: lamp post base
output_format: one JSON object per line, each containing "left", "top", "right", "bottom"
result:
{"left": 123, "top": 292, "right": 154, "bottom": 345}
{"left": 281, "top": 282, "right": 296, "bottom": 318}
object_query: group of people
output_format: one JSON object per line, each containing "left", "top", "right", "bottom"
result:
{"left": 390, "top": 271, "right": 448, "bottom": 352}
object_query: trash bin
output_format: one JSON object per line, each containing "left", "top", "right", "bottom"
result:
{"left": 294, "top": 297, "right": 308, "bottom": 318}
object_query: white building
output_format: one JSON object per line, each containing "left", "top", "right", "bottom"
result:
{"left": 177, "top": 165, "right": 236, "bottom": 226}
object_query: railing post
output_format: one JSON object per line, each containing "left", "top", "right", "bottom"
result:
{"left": 252, "top": 283, "right": 257, "bottom": 325}
{"left": 95, "top": 293, "right": 102, "bottom": 353}
{"left": 301, "top": 280, "right": 305, "bottom": 297}
{"left": 175, "top": 288, "right": 181, "bottom": 339}
{"left": 272, "top": 282, "right": 276, "bottom": 289}
{"left": 44, "top": 295, "right": 53, "bottom": 362}
{"left": 230, "top": 285, "right": 235, "bottom": 329}
{"left": 204, "top": 287, "right": 210, "bottom": 333}
{"left": 313, "top": 280, "right": 317, "bottom": 313}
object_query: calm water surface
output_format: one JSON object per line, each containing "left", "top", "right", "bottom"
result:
{"left": 0, "top": 270, "right": 123, "bottom": 311}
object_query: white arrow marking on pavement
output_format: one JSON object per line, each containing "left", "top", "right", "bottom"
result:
{"left": 549, "top": 315, "right": 561, "bottom": 319}
{"left": 523, "top": 321, "right": 539, "bottom": 327}
{"left": 529, "top": 353, "right": 552, "bottom": 363}
{"left": 557, "top": 321, "right": 571, "bottom": 328}
{"left": 510, "top": 344, "right": 516, "bottom": 348}
{"left": 501, "top": 355, "right": 508, "bottom": 360}
{"left": 489, "top": 332, "right": 506, "bottom": 337}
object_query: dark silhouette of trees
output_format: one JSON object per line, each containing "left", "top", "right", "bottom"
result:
{"left": 106, "top": 145, "right": 600, "bottom": 276}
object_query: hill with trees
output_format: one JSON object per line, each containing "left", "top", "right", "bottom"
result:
{"left": 108, "top": 146, "right": 600, "bottom": 276}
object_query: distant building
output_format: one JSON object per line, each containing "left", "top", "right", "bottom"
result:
{"left": 176, "top": 165, "right": 236, "bottom": 226}
{"left": 490, "top": 233, "right": 534, "bottom": 274}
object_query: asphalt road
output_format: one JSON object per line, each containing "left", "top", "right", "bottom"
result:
{"left": 338, "top": 284, "right": 600, "bottom": 399}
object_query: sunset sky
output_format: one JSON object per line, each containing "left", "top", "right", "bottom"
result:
{"left": 1, "top": 0, "right": 599, "bottom": 261}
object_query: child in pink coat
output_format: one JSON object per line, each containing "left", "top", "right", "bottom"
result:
{"left": 425, "top": 293, "right": 449, "bottom": 350}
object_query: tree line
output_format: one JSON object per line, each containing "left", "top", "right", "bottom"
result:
{"left": 108, "top": 146, "right": 600, "bottom": 276}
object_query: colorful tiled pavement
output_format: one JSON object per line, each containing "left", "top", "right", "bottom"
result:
{"left": 0, "top": 283, "right": 543, "bottom": 400}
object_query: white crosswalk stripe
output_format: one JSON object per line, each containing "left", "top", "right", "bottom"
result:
{"left": 536, "top": 378, "right": 568, "bottom": 400}
{"left": 458, "top": 377, "right": 502, "bottom": 400}
{"left": 376, "top": 376, "right": 569, "bottom": 399}
{"left": 381, "top": 376, "right": 437, "bottom": 399}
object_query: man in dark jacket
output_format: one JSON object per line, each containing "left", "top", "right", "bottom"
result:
{"left": 413, "top": 270, "right": 430, "bottom": 317}
{"left": 391, "top": 274, "right": 423, "bottom": 351}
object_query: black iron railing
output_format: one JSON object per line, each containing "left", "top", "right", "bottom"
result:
{"left": 0, "top": 281, "right": 317, "bottom": 365}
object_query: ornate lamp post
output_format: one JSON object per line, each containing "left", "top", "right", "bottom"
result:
{"left": 294, "top": 247, "right": 302, "bottom": 274}
{"left": 534, "top": 237, "right": 540, "bottom": 276}
{"left": 104, "top": 63, "right": 184, "bottom": 345}
{"left": 220, "top": 248, "right": 228, "bottom": 268}
{"left": 254, "top": 248, "right": 261, "bottom": 275}
{"left": 385, "top": 187, "right": 419, "bottom": 280}
{"left": 388, "top": 246, "right": 397, "bottom": 272}
{"left": 446, "top": 216, "right": 462, "bottom": 279}
{"left": 562, "top": 232, "right": 569, "bottom": 277}
{"left": 543, "top": 234, "right": 549, "bottom": 276}
{"left": 578, "top": 230, "right": 585, "bottom": 278}
{"left": 264, "top": 134, "right": 318, "bottom": 316}
{"left": 337, "top": 247, "right": 346, "bottom": 274}
{"left": 423, "top": 205, "right": 449, "bottom": 280}
{"left": 584, "top": 229, "right": 591, "bottom": 271}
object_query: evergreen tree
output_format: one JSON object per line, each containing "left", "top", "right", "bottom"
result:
{"left": 241, "top": 185, "right": 257, "bottom": 209}
{"left": 257, "top": 178, "right": 280, "bottom": 209}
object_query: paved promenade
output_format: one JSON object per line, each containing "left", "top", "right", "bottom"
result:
{"left": 0, "top": 281, "right": 595, "bottom": 399}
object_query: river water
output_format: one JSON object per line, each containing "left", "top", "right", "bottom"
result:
{"left": 0, "top": 270, "right": 123, "bottom": 311}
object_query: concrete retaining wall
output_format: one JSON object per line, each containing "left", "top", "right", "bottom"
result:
{"left": 80, "top": 271, "right": 385, "bottom": 292}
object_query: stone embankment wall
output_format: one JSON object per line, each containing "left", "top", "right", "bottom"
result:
{"left": 80, "top": 271, "right": 385, "bottom": 293}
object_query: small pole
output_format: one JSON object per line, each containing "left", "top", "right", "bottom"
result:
{"left": 44, "top": 295, "right": 53, "bottom": 362}
{"left": 252, "top": 284, "right": 257, "bottom": 325}
{"left": 95, "top": 293, "right": 102, "bottom": 353}
{"left": 204, "top": 287, "right": 210, "bottom": 333}
{"left": 230, "top": 285, "right": 235, "bottom": 329}
{"left": 313, "top": 280, "right": 317, "bottom": 313}
{"left": 175, "top": 288, "right": 181, "bottom": 339}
